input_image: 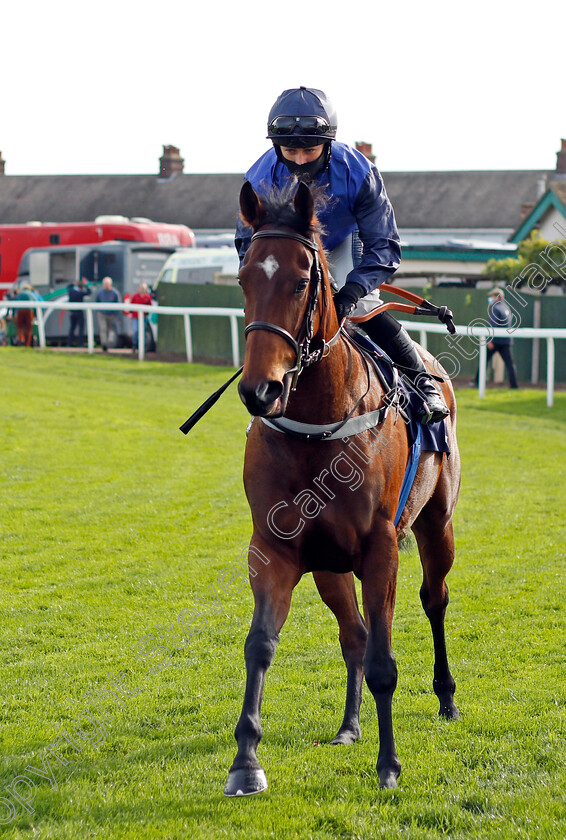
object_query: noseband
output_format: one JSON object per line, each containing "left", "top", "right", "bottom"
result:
{"left": 244, "top": 229, "right": 335, "bottom": 388}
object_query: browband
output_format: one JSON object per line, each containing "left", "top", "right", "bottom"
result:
{"left": 251, "top": 229, "right": 318, "bottom": 252}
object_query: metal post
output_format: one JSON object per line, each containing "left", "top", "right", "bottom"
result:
{"left": 86, "top": 308, "right": 94, "bottom": 354}
{"left": 183, "top": 313, "right": 193, "bottom": 363}
{"left": 230, "top": 314, "right": 240, "bottom": 368}
{"left": 478, "top": 341, "right": 487, "bottom": 399}
{"left": 546, "top": 337, "right": 555, "bottom": 408}
{"left": 138, "top": 311, "right": 145, "bottom": 361}
{"left": 531, "top": 299, "right": 541, "bottom": 384}
{"left": 35, "top": 306, "right": 46, "bottom": 349}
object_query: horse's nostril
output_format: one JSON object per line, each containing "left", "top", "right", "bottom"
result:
{"left": 255, "top": 380, "right": 283, "bottom": 405}
{"left": 238, "top": 379, "right": 284, "bottom": 415}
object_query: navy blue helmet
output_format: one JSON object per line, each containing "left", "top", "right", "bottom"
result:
{"left": 267, "top": 87, "right": 338, "bottom": 148}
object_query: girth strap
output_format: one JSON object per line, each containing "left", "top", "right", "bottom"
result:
{"left": 260, "top": 405, "right": 391, "bottom": 441}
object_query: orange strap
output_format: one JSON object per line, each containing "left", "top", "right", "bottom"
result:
{"left": 349, "top": 301, "right": 417, "bottom": 323}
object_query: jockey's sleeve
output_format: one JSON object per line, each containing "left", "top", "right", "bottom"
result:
{"left": 235, "top": 214, "right": 253, "bottom": 266}
{"left": 346, "top": 168, "right": 401, "bottom": 295}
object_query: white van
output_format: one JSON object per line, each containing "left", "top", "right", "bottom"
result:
{"left": 155, "top": 248, "right": 239, "bottom": 287}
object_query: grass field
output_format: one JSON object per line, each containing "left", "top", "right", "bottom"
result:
{"left": 1, "top": 347, "right": 565, "bottom": 840}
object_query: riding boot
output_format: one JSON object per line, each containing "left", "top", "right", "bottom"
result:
{"left": 361, "top": 311, "right": 450, "bottom": 424}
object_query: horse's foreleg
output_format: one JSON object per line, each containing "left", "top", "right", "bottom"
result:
{"left": 313, "top": 571, "right": 367, "bottom": 745}
{"left": 224, "top": 546, "right": 300, "bottom": 797}
{"left": 361, "top": 526, "right": 402, "bottom": 789}
{"left": 412, "top": 506, "right": 459, "bottom": 720}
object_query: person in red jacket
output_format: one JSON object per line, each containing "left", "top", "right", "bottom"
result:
{"left": 128, "top": 283, "right": 153, "bottom": 350}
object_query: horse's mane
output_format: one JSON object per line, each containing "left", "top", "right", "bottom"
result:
{"left": 255, "top": 178, "right": 328, "bottom": 239}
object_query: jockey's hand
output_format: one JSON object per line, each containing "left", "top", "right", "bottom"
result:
{"left": 333, "top": 282, "right": 365, "bottom": 322}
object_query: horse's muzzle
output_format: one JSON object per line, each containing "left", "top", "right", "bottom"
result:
{"left": 238, "top": 378, "right": 285, "bottom": 417}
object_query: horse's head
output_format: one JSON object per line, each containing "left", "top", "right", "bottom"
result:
{"left": 237, "top": 180, "right": 335, "bottom": 417}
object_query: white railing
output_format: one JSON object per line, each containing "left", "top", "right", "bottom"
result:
{"left": 4, "top": 302, "right": 566, "bottom": 407}
{"left": 403, "top": 321, "right": 566, "bottom": 408}
{"left": 3, "top": 301, "right": 245, "bottom": 367}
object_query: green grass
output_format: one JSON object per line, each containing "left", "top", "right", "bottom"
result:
{"left": 1, "top": 347, "right": 565, "bottom": 839}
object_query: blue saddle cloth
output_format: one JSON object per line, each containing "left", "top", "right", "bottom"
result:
{"left": 349, "top": 330, "right": 450, "bottom": 455}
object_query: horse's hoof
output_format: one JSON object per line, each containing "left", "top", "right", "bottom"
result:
{"left": 377, "top": 759, "right": 401, "bottom": 790}
{"left": 378, "top": 769, "right": 400, "bottom": 790}
{"left": 439, "top": 700, "right": 460, "bottom": 720}
{"left": 330, "top": 726, "right": 361, "bottom": 745}
{"left": 224, "top": 768, "right": 268, "bottom": 797}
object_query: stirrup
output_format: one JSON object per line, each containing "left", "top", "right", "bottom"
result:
{"left": 417, "top": 398, "right": 450, "bottom": 425}
{"left": 411, "top": 374, "right": 450, "bottom": 425}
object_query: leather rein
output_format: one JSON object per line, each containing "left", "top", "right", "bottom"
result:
{"left": 244, "top": 229, "right": 341, "bottom": 389}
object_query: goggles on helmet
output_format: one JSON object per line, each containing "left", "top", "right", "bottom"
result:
{"left": 268, "top": 115, "right": 332, "bottom": 137}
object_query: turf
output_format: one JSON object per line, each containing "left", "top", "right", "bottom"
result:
{"left": 1, "top": 348, "right": 565, "bottom": 839}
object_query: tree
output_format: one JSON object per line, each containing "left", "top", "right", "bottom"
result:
{"left": 483, "top": 231, "right": 566, "bottom": 290}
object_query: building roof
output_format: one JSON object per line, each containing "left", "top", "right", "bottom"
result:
{"left": 383, "top": 170, "right": 549, "bottom": 230}
{"left": 0, "top": 168, "right": 552, "bottom": 233}
{"left": 0, "top": 173, "right": 245, "bottom": 229}
{"left": 509, "top": 179, "right": 566, "bottom": 243}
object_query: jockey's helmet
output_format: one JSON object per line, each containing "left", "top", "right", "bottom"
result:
{"left": 267, "top": 87, "right": 337, "bottom": 148}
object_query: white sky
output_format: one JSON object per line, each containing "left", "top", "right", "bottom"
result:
{"left": 2, "top": 1, "right": 565, "bottom": 176}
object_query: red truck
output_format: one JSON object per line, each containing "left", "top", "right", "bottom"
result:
{"left": 0, "top": 215, "right": 195, "bottom": 298}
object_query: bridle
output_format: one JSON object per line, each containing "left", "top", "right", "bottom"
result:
{"left": 244, "top": 228, "right": 340, "bottom": 389}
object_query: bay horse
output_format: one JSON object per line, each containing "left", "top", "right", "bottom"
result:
{"left": 225, "top": 180, "right": 460, "bottom": 796}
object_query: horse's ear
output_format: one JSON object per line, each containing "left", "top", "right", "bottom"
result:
{"left": 240, "top": 181, "right": 262, "bottom": 228}
{"left": 293, "top": 181, "right": 315, "bottom": 228}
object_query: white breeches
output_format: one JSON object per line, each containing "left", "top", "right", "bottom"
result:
{"left": 327, "top": 232, "right": 382, "bottom": 317}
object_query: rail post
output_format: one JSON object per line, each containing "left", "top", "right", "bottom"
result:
{"left": 138, "top": 311, "right": 145, "bottom": 361}
{"left": 230, "top": 314, "right": 240, "bottom": 368}
{"left": 86, "top": 308, "right": 95, "bottom": 354}
{"left": 478, "top": 340, "right": 487, "bottom": 399}
{"left": 546, "top": 337, "right": 555, "bottom": 408}
{"left": 183, "top": 313, "right": 193, "bottom": 363}
{"left": 35, "top": 305, "right": 46, "bottom": 350}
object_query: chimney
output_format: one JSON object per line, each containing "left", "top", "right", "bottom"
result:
{"left": 355, "top": 141, "right": 375, "bottom": 163}
{"left": 0, "top": 151, "right": 5, "bottom": 175}
{"left": 159, "top": 145, "right": 184, "bottom": 178}
{"left": 556, "top": 139, "right": 566, "bottom": 174}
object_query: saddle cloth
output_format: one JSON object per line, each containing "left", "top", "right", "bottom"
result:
{"left": 347, "top": 330, "right": 450, "bottom": 526}
{"left": 348, "top": 330, "right": 451, "bottom": 456}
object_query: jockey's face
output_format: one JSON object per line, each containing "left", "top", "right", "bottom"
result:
{"left": 279, "top": 144, "right": 325, "bottom": 165}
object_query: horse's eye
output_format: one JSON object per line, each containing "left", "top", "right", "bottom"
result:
{"left": 295, "top": 279, "right": 308, "bottom": 294}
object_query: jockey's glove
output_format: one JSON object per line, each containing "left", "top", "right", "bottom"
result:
{"left": 333, "top": 282, "right": 365, "bottom": 321}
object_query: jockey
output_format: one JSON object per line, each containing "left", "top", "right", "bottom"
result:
{"left": 235, "top": 86, "right": 449, "bottom": 424}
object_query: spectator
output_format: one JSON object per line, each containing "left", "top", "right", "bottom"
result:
{"left": 14, "top": 284, "right": 37, "bottom": 347}
{"left": 128, "top": 283, "right": 153, "bottom": 351}
{"left": 95, "top": 277, "right": 120, "bottom": 351}
{"left": 67, "top": 277, "right": 91, "bottom": 347}
{"left": 473, "top": 288, "right": 519, "bottom": 389}
{"left": 0, "top": 309, "right": 7, "bottom": 345}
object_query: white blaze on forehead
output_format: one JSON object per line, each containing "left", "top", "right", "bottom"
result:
{"left": 256, "top": 255, "right": 279, "bottom": 280}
